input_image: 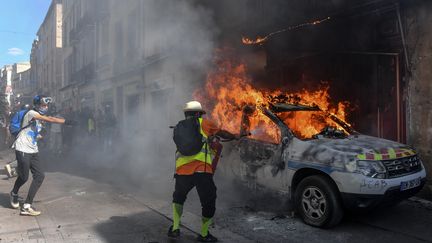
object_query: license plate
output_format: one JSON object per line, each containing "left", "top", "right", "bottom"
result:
{"left": 400, "top": 177, "right": 421, "bottom": 191}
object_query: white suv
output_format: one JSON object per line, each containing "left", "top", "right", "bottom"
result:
{"left": 222, "top": 103, "right": 427, "bottom": 228}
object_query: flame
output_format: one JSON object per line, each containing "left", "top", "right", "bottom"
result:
{"left": 241, "top": 36, "right": 268, "bottom": 45}
{"left": 194, "top": 53, "right": 351, "bottom": 143}
{"left": 242, "top": 17, "right": 331, "bottom": 45}
{"left": 275, "top": 88, "right": 351, "bottom": 139}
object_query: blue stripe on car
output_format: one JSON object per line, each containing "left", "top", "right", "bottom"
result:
{"left": 287, "top": 160, "right": 345, "bottom": 174}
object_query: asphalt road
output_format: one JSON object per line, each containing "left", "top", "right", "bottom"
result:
{"left": 0, "top": 149, "right": 431, "bottom": 243}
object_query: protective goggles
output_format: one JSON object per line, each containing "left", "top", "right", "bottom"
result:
{"left": 41, "top": 97, "right": 53, "bottom": 104}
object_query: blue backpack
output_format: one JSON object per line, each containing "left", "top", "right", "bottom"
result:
{"left": 9, "top": 109, "right": 31, "bottom": 137}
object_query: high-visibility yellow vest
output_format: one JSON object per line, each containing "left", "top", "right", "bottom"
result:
{"left": 175, "top": 118, "right": 215, "bottom": 169}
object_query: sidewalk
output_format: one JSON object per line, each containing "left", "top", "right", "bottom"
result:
{"left": 0, "top": 149, "right": 197, "bottom": 242}
{"left": 0, "top": 149, "right": 253, "bottom": 243}
{"left": 2, "top": 148, "right": 432, "bottom": 243}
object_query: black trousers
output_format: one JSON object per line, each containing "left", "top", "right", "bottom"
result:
{"left": 12, "top": 151, "right": 45, "bottom": 204}
{"left": 173, "top": 173, "right": 217, "bottom": 218}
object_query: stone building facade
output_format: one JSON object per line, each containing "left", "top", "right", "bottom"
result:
{"left": 11, "top": 62, "right": 33, "bottom": 106}
{"left": 0, "top": 65, "right": 13, "bottom": 106}
{"left": 405, "top": 1, "right": 432, "bottom": 196}
{"left": 31, "top": 0, "right": 63, "bottom": 102}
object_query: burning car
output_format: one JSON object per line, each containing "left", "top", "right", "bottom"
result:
{"left": 195, "top": 57, "right": 427, "bottom": 228}
{"left": 221, "top": 102, "right": 427, "bottom": 228}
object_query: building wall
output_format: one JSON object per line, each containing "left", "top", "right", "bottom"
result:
{"left": 11, "top": 62, "right": 31, "bottom": 99}
{"left": 59, "top": 0, "right": 76, "bottom": 109}
{"left": 406, "top": 1, "right": 432, "bottom": 196}
{"left": 35, "top": 0, "right": 63, "bottom": 103}
{"left": 43, "top": 0, "right": 215, "bottom": 130}
{"left": 61, "top": 0, "right": 110, "bottom": 111}
{"left": 1, "top": 65, "right": 13, "bottom": 105}
{"left": 30, "top": 39, "right": 39, "bottom": 99}
{"left": 61, "top": 0, "right": 173, "bottom": 125}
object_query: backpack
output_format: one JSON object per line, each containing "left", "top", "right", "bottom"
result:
{"left": 9, "top": 109, "right": 31, "bottom": 137}
{"left": 173, "top": 118, "right": 205, "bottom": 156}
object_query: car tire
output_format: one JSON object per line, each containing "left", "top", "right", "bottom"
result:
{"left": 294, "top": 175, "right": 344, "bottom": 228}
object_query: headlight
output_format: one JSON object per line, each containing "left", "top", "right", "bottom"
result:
{"left": 356, "top": 160, "right": 387, "bottom": 179}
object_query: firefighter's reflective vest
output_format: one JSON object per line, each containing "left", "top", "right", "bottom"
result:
{"left": 175, "top": 118, "right": 215, "bottom": 170}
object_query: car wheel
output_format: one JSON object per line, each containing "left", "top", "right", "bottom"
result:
{"left": 294, "top": 175, "right": 344, "bottom": 228}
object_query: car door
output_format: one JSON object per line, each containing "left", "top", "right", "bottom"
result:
{"left": 229, "top": 107, "right": 293, "bottom": 191}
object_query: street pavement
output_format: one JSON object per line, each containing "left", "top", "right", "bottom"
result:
{"left": 0, "top": 149, "right": 252, "bottom": 243}
{"left": 0, "top": 149, "right": 432, "bottom": 243}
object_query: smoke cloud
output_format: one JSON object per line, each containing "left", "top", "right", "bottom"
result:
{"left": 51, "top": 0, "right": 219, "bottom": 198}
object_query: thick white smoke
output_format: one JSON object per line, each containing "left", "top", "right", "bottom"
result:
{"left": 55, "top": 0, "right": 218, "bottom": 197}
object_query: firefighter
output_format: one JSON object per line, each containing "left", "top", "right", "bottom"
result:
{"left": 168, "top": 101, "right": 237, "bottom": 242}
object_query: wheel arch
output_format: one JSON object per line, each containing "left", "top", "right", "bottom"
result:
{"left": 291, "top": 167, "right": 341, "bottom": 197}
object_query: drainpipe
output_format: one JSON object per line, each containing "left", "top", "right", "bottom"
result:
{"left": 396, "top": 3, "right": 410, "bottom": 143}
{"left": 396, "top": 55, "right": 401, "bottom": 142}
{"left": 377, "top": 107, "right": 380, "bottom": 137}
{"left": 395, "top": 3, "right": 410, "bottom": 74}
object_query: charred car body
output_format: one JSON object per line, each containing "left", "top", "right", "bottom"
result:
{"left": 222, "top": 103, "right": 427, "bottom": 228}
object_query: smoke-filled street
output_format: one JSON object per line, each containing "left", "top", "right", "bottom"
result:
{"left": 0, "top": 149, "right": 251, "bottom": 242}
{"left": 1, "top": 149, "right": 432, "bottom": 242}
{"left": 2, "top": 0, "right": 432, "bottom": 242}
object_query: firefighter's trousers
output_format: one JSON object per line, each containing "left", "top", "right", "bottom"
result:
{"left": 172, "top": 173, "right": 217, "bottom": 218}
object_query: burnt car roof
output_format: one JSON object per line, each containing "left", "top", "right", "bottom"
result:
{"left": 269, "top": 103, "right": 320, "bottom": 113}
{"left": 266, "top": 102, "right": 358, "bottom": 135}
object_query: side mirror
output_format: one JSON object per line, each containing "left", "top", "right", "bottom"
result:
{"left": 282, "top": 137, "right": 290, "bottom": 145}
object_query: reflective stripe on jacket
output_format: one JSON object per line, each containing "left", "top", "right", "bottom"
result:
{"left": 175, "top": 118, "right": 215, "bottom": 170}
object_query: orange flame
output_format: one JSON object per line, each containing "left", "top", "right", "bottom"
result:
{"left": 242, "top": 17, "right": 331, "bottom": 46}
{"left": 241, "top": 36, "right": 268, "bottom": 45}
{"left": 194, "top": 53, "right": 351, "bottom": 143}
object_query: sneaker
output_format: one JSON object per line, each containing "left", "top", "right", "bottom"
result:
{"left": 5, "top": 164, "right": 13, "bottom": 178}
{"left": 167, "top": 225, "right": 180, "bottom": 238}
{"left": 20, "top": 205, "right": 41, "bottom": 216}
{"left": 11, "top": 169, "right": 18, "bottom": 177}
{"left": 196, "top": 232, "right": 218, "bottom": 242}
{"left": 10, "top": 192, "right": 19, "bottom": 209}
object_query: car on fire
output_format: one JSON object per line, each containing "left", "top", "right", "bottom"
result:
{"left": 221, "top": 103, "right": 427, "bottom": 228}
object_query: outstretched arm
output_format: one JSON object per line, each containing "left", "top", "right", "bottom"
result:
{"left": 216, "top": 130, "right": 238, "bottom": 140}
{"left": 33, "top": 113, "right": 65, "bottom": 124}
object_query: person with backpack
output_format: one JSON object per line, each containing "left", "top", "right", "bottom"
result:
{"left": 4, "top": 104, "right": 32, "bottom": 178}
{"left": 9, "top": 95, "right": 75, "bottom": 216}
{"left": 169, "top": 101, "right": 238, "bottom": 242}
